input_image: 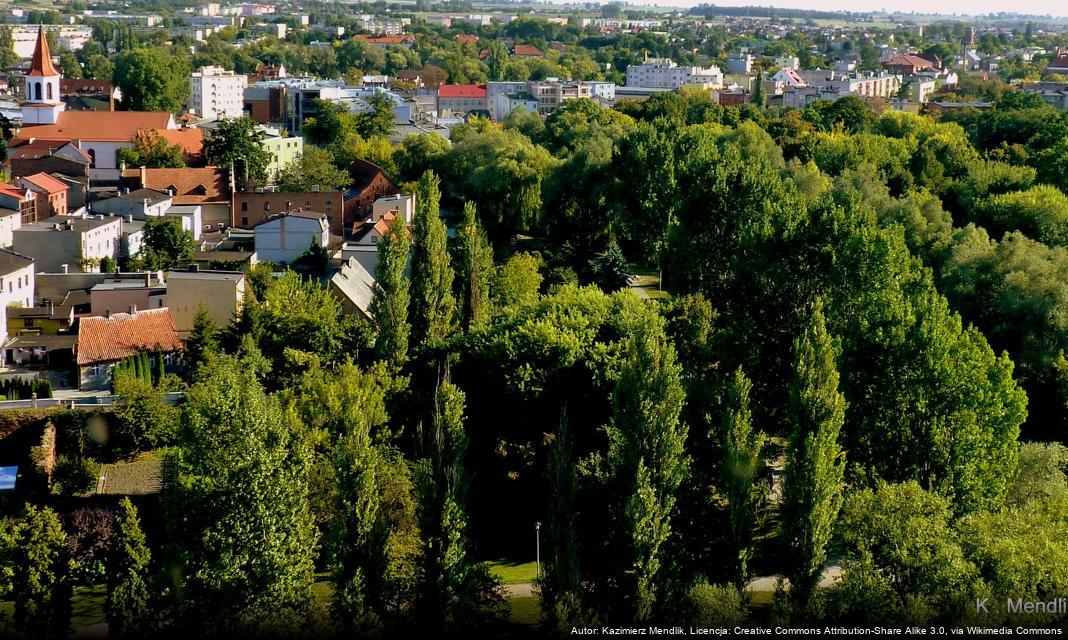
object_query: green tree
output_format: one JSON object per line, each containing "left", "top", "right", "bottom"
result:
{"left": 139, "top": 217, "right": 194, "bottom": 270}
{"left": 113, "top": 368, "right": 180, "bottom": 451}
{"left": 781, "top": 301, "right": 846, "bottom": 605}
{"left": 720, "top": 367, "right": 765, "bottom": 586}
{"left": 491, "top": 252, "right": 542, "bottom": 308}
{"left": 751, "top": 71, "right": 765, "bottom": 109}
{"left": 354, "top": 94, "right": 397, "bottom": 139}
{"left": 603, "top": 325, "right": 688, "bottom": 621}
{"left": 113, "top": 48, "right": 191, "bottom": 113}
{"left": 417, "top": 378, "right": 503, "bottom": 629}
{"left": 13, "top": 505, "right": 71, "bottom": 637}
{"left": 458, "top": 202, "right": 493, "bottom": 331}
{"left": 486, "top": 40, "right": 509, "bottom": 81}
{"left": 409, "top": 171, "right": 456, "bottom": 349}
{"left": 203, "top": 117, "right": 270, "bottom": 186}
{"left": 276, "top": 145, "right": 349, "bottom": 192}
{"left": 117, "top": 130, "right": 186, "bottom": 169}
{"left": 58, "top": 50, "right": 83, "bottom": 79}
{"left": 370, "top": 215, "right": 411, "bottom": 365}
{"left": 84, "top": 54, "right": 114, "bottom": 81}
{"left": 173, "top": 355, "right": 319, "bottom": 634}
{"left": 183, "top": 304, "right": 219, "bottom": 379}
{"left": 106, "top": 498, "right": 151, "bottom": 638}
{"left": 0, "top": 27, "right": 18, "bottom": 69}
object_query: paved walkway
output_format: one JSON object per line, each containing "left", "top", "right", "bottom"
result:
{"left": 504, "top": 582, "right": 537, "bottom": 597}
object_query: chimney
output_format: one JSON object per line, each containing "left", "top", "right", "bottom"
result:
{"left": 105, "top": 308, "right": 111, "bottom": 319}
{"left": 139, "top": 165, "right": 147, "bottom": 187}
{"left": 46, "top": 300, "right": 54, "bottom": 315}
{"left": 129, "top": 304, "right": 137, "bottom": 314}
{"left": 61, "top": 263, "right": 68, "bottom": 273}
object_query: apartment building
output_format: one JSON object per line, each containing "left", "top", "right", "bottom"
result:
{"left": 626, "top": 58, "right": 724, "bottom": 89}
{"left": 190, "top": 66, "right": 249, "bottom": 120}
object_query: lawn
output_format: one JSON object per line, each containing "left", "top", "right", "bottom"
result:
{"left": 507, "top": 596, "right": 541, "bottom": 625}
{"left": 487, "top": 558, "right": 538, "bottom": 585}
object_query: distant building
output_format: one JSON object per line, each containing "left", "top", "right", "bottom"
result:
{"left": 626, "top": 58, "right": 724, "bottom": 89}
{"left": 253, "top": 210, "right": 330, "bottom": 263}
{"left": 120, "top": 167, "right": 233, "bottom": 228}
{"left": 726, "top": 53, "right": 753, "bottom": 75}
{"left": 329, "top": 257, "right": 375, "bottom": 319}
{"left": 883, "top": 54, "right": 936, "bottom": 76}
{"left": 1048, "top": 51, "right": 1068, "bottom": 75}
{"left": 190, "top": 66, "right": 248, "bottom": 120}
{"left": 345, "top": 159, "right": 400, "bottom": 234}
{"left": 0, "top": 183, "right": 37, "bottom": 231}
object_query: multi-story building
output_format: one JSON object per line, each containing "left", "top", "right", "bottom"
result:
{"left": 165, "top": 268, "right": 247, "bottom": 333}
{"left": 190, "top": 66, "right": 248, "bottom": 120}
{"left": 253, "top": 210, "right": 330, "bottom": 263}
{"left": 626, "top": 58, "right": 724, "bottom": 89}
{"left": 233, "top": 190, "right": 344, "bottom": 233}
{"left": 260, "top": 128, "right": 304, "bottom": 181}
{"left": 18, "top": 173, "right": 69, "bottom": 219}
{"left": 13, "top": 214, "right": 121, "bottom": 273}
{"left": 0, "top": 183, "right": 37, "bottom": 229}
{"left": 437, "top": 84, "right": 488, "bottom": 115}
{"left": 1018, "top": 81, "right": 1068, "bottom": 110}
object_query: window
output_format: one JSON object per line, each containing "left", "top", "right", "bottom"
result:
{"left": 24, "top": 319, "right": 33, "bottom": 328}
{"left": 264, "top": 203, "right": 271, "bottom": 211}
{"left": 34, "top": 82, "right": 41, "bottom": 101}
{"left": 325, "top": 202, "right": 332, "bottom": 210}
{"left": 46, "top": 83, "right": 52, "bottom": 100}
{"left": 241, "top": 202, "right": 248, "bottom": 212}
{"left": 241, "top": 217, "right": 248, "bottom": 226}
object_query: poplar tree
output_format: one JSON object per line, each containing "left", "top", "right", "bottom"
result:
{"left": 370, "top": 214, "right": 411, "bottom": 365}
{"left": 106, "top": 498, "right": 151, "bottom": 638}
{"left": 13, "top": 505, "right": 70, "bottom": 637}
{"left": 605, "top": 326, "right": 688, "bottom": 621}
{"left": 410, "top": 171, "right": 456, "bottom": 349}
{"left": 781, "top": 301, "right": 846, "bottom": 606}
{"left": 417, "top": 378, "right": 501, "bottom": 630}
{"left": 458, "top": 202, "right": 493, "bottom": 331}
{"left": 721, "top": 367, "right": 765, "bottom": 587}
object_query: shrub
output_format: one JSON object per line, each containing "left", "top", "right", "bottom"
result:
{"left": 51, "top": 456, "right": 98, "bottom": 496}
{"left": 689, "top": 582, "right": 747, "bottom": 626}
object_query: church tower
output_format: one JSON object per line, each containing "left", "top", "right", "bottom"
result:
{"left": 22, "top": 25, "right": 65, "bottom": 126}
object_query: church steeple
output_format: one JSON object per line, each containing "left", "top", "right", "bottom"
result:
{"left": 21, "top": 24, "right": 64, "bottom": 126}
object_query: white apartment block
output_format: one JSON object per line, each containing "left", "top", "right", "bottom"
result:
{"left": 190, "top": 66, "right": 248, "bottom": 120}
{"left": 626, "top": 58, "right": 724, "bottom": 90}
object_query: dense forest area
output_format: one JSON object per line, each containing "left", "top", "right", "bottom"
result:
{"left": 4, "top": 87, "right": 1068, "bottom": 635}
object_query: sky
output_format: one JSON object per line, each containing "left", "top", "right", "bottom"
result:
{"left": 576, "top": 0, "right": 1066, "bottom": 18}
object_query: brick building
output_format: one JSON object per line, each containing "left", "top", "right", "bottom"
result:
{"left": 344, "top": 159, "right": 399, "bottom": 237}
{"left": 233, "top": 190, "right": 345, "bottom": 233}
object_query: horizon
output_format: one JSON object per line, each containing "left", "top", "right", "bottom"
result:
{"left": 542, "top": 0, "right": 1066, "bottom": 20}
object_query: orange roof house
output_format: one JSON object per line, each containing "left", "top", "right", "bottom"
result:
{"left": 132, "top": 128, "right": 206, "bottom": 165}
{"left": 120, "top": 166, "right": 231, "bottom": 206}
{"left": 20, "top": 172, "right": 68, "bottom": 194}
{"left": 76, "top": 308, "right": 184, "bottom": 390}
{"left": 513, "top": 44, "right": 544, "bottom": 58}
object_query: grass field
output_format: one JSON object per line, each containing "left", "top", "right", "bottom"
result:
{"left": 488, "top": 558, "right": 538, "bottom": 585}
{"left": 507, "top": 596, "right": 541, "bottom": 625}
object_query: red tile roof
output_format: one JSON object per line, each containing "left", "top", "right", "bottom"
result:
{"left": 356, "top": 34, "right": 416, "bottom": 45}
{"left": 77, "top": 308, "right": 184, "bottom": 366}
{"left": 438, "top": 84, "right": 487, "bottom": 99}
{"left": 514, "top": 44, "right": 544, "bottom": 57}
{"left": 16, "top": 111, "right": 175, "bottom": 144}
{"left": 0, "top": 184, "right": 31, "bottom": 200}
{"left": 455, "top": 34, "right": 479, "bottom": 44}
{"left": 884, "top": 54, "right": 935, "bottom": 70}
{"left": 28, "top": 25, "right": 58, "bottom": 77}
{"left": 138, "top": 128, "right": 206, "bottom": 159}
{"left": 21, "top": 172, "right": 69, "bottom": 194}
{"left": 1050, "top": 54, "right": 1068, "bottom": 71}
{"left": 121, "top": 166, "right": 230, "bottom": 205}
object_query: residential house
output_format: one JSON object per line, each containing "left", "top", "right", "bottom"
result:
{"left": 0, "top": 249, "right": 35, "bottom": 309}
{"left": 18, "top": 173, "right": 69, "bottom": 218}
{"left": 1047, "top": 51, "right": 1068, "bottom": 75}
{"left": 75, "top": 308, "right": 183, "bottom": 390}
{"left": 0, "top": 184, "right": 34, "bottom": 240}
{"left": 13, "top": 215, "right": 121, "bottom": 273}
{"left": 120, "top": 166, "right": 233, "bottom": 228}
{"left": 7, "top": 304, "right": 75, "bottom": 337}
{"left": 165, "top": 268, "right": 246, "bottom": 333}
{"left": 353, "top": 210, "right": 399, "bottom": 245}
{"left": 513, "top": 44, "right": 544, "bottom": 58}
{"left": 372, "top": 193, "right": 415, "bottom": 224}
{"left": 329, "top": 257, "right": 375, "bottom": 319}
{"left": 89, "top": 281, "right": 167, "bottom": 318}
{"left": 233, "top": 190, "right": 344, "bottom": 234}
{"left": 345, "top": 159, "right": 400, "bottom": 235}
{"left": 92, "top": 188, "right": 174, "bottom": 220}
{"left": 437, "top": 84, "right": 488, "bottom": 115}
{"left": 7, "top": 141, "right": 90, "bottom": 186}
{"left": 253, "top": 210, "right": 330, "bottom": 263}
{"left": 356, "top": 34, "right": 416, "bottom": 49}
{"left": 260, "top": 128, "right": 303, "bottom": 180}
{"left": 884, "top": 54, "right": 936, "bottom": 75}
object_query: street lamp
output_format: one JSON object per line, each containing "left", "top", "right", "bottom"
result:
{"left": 535, "top": 521, "right": 542, "bottom": 580}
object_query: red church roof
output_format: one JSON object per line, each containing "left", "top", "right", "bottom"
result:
{"left": 28, "top": 25, "right": 58, "bottom": 77}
